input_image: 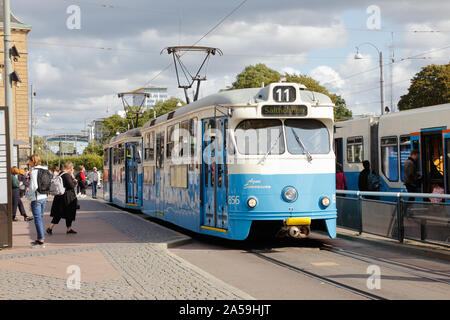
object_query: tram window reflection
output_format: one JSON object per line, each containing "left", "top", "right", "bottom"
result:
{"left": 234, "top": 119, "right": 284, "bottom": 155}
{"left": 347, "top": 136, "right": 364, "bottom": 163}
{"left": 285, "top": 119, "right": 330, "bottom": 154}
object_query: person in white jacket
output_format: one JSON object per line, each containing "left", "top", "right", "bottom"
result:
{"left": 27, "top": 154, "right": 48, "bottom": 248}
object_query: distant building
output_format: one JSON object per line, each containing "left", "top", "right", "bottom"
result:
{"left": 132, "top": 86, "right": 168, "bottom": 110}
{"left": 88, "top": 118, "right": 106, "bottom": 143}
{"left": 44, "top": 134, "right": 89, "bottom": 156}
{"left": 0, "top": 4, "right": 32, "bottom": 168}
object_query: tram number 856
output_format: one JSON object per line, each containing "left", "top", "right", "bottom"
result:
{"left": 228, "top": 196, "right": 240, "bottom": 205}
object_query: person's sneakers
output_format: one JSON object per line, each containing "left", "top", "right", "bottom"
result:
{"left": 24, "top": 216, "right": 34, "bottom": 222}
{"left": 67, "top": 229, "right": 77, "bottom": 234}
{"left": 30, "top": 240, "right": 45, "bottom": 248}
{"left": 46, "top": 228, "right": 53, "bottom": 235}
{"left": 12, "top": 217, "right": 18, "bottom": 222}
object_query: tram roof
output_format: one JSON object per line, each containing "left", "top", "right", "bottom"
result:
{"left": 107, "top": 127, "right": 141, "bottom": 145}
{"left": 142, "top": 84, "right": 333, "bottom": 129}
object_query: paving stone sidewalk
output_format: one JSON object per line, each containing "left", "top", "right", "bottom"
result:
{"left": 0, "top": 197, "right": 253, "bottom": 300}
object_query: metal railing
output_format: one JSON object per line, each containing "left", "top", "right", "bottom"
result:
{"left": 336, "top": 190, "right": 450, "bottom": 247}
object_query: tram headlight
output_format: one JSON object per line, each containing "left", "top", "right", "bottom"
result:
{"left": 321, "top": 196, "right": 331, "bottom": 207}
{"left": 247, "top": 197, "right": 258, "bottom": 208}
{"left": 282, "top": 186, "right": 298, "bottom": 202}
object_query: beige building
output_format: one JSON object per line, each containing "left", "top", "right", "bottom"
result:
{"left": 0, "top": 5, "right": 31, "bottom": 167}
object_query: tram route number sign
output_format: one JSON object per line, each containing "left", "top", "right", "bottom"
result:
{"left": 273, "top": 85, "right": 296, "bottom": 102}
{"left": 261, "top": 105, "right": 308, "bottom": 117}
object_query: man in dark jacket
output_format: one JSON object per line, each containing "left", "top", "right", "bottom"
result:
{"left": 404, "top": 149, "right": 421, "bottom": 201}
{"left": 358, "top": 160, "right": 371, "bottom": 191}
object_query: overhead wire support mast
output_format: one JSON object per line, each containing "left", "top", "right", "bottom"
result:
{"left": 117, "top": 91, "right": 150, "bottom": 129}
{"left": 161, "top": 46, "right": 223, "bottom": 104}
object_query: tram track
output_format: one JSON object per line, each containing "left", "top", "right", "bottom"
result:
{"left": 321, "top": 245, "right": 450, "bottom": 286}
{"left": 249, "top": 249, "right": 387, "bottom": 300}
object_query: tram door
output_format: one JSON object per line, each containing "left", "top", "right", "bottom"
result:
{"left": 443, "top": 130, "right": 450, "bottom": 194}
{"left": 155, "top": 132, "right": 165, "bottom": 215}
{"left": 411, "top": 130, "right": 446, "bottom": 194}
{"left": 334, "top": 138, "right": 343, "bottom": 169}
{"left": 125, "top": 142, "right": 139, "bottom": 205}
{"left": 201, "top": 117, "right": 228, "bottom": 229}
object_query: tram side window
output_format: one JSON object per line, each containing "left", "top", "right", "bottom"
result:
{"left": 189, "top": 117, "right": 197, "bottom": 158}
{"left": 167, "top": 124, "right": 178, "bottom": 159}
{"left": 144, "top": 132, "right": 155, "bottom": 161}
{"left": 104, "top": 149, "right": 109, "bottom": 166}
{"left": 347, "top": 136, "right": 363, "bottom": 163}
{"left": 180, "top": 120, "right": 189, "bottom": 158}
{"left": 400, "top": 135, "right": 411, "bottom": 181}
{"left": 381, "top": 136, "right": 399, "bottom": 182}
{"left": 156, "top": 134, "right": 164, "bottom": 169}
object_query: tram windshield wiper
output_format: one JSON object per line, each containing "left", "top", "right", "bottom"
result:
{"left": 258, "top": 131, "right": 283, "bottom": 165}
{"left": 290, "top": 127, "right": 312, "bottom": 162}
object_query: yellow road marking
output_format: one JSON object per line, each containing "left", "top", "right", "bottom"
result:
{"left": 311, "top": 262, "right": 339, "bottom": 267}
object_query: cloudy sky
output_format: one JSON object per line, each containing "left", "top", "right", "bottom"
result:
{"left": 10, "top": 0, "right": 450, "bottom": 136}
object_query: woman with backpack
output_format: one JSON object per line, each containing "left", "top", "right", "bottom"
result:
{"left": 27, "top": 154, "right": 50, "bottom": 248}
{"left": 46, "top": 161, "right": 79, "bottom": 235}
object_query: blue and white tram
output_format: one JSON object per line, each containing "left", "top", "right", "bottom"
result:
{"left": 334, "top": 103, "right": 450, "bottom": 195}
{"left": 104, "top": 82, "right": 338, "bottom": 240}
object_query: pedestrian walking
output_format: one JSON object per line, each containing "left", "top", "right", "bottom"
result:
{"left": 27, "top": 154, "right": 50, "bottom": 248}
{"left": 11, "top": 167, "right": 33, "bottom": 222}
{"left": 46, "top": 161, "right": 78, "bottom": 235}
{"left": 89, "top": 167, "right": 99, "bottom": 199}
{"left": 404, "top": 149, "right": 422, "bottom": 202}
{"left": 335, "top": 163, "right": 347, "bottom": 190}
{"left": 76, "top": 165, "right": 87, "bottom": 198}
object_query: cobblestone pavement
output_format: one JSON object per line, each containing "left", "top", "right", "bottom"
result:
{"left": 0, "top": 198, "right": 253, "bottom": 300}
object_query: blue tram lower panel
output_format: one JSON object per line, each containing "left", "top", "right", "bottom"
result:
{"left": 226, "top": 173, "right": 337, "bottom": 240}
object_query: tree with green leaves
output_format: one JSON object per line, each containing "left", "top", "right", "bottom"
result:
{"left": 83, "top": 141, "right": 104, "bottom": 156}
{"left": 398, "top": 63, "right": 450, "bottom": 111}
{"left": 229, "top": 64, "right": 352, "bottom": 121}
{"left": 154, "top": 97, "right": 185, "bottom": 117}
{"left": 230, "top": 64, "right": 282, "bottom": 89}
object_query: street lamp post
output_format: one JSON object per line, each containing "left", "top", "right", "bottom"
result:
{"left": 355, "top": 42, "right": 385, "bottom": 115}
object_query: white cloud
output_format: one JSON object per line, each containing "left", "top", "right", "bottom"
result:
{"left": 310, "top": 66, "right": 345, "bottom": 90}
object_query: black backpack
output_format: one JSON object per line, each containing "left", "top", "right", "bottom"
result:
{"left": 36, "top": 168, "right": 53, "bottom": 195}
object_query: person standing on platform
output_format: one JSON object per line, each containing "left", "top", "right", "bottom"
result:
{"left": 358, "top": 160, "right": 371, "bottom": 192}
{"left": 46, "top": 161, "right": 78, "bottom": 235}
{"left": 76, "top": 165, "right": 87, "bottom": 198}
{"left": 52, "top": 164, "right": 60, "bottom": 178}
{"left": 11, "top": 167, "right": 33, "bottom": 222}
{"left": 27, "top": 154, "right": 49, "bottom": 248}
{"left": 404, "top": 149, "right": 422, "bottom": 202}
{"left": 89, "top": 167, "right": 99, "bottom": 199}
{"left": 18, "top": 169, "right": 29, "bottom": 198}
{"left": 335, "top": 163, "right": 347, "bottom": 191}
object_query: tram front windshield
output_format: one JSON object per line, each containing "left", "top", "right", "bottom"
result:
{"left": 234, "top": 119, "right": 330, "bottom": 155}
{"left": 234, "top": 119, "right": 285, "bottom": 155}
{"left": 285, "top": 119, "right": 330, "bottom": 154}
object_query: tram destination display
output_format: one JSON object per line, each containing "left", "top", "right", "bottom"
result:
{"left": 261, "top": 105, "right": 308, "bottom": 117}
